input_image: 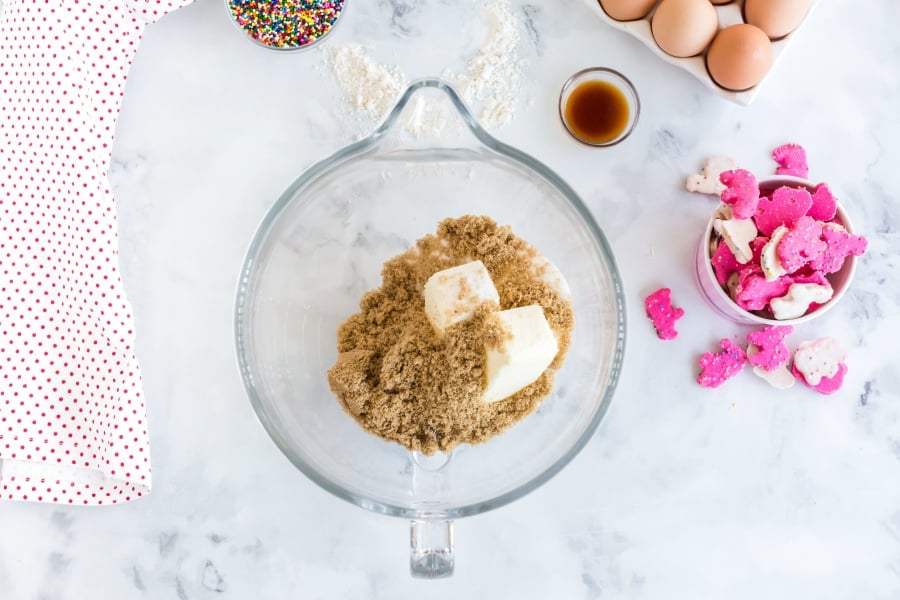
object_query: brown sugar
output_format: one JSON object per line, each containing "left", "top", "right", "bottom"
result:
{"left": 327, "top": 215, "right": 574, "bottom": 454}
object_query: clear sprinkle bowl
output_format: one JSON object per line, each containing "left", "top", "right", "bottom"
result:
{"left": 234, "top": 79, "right": 626, "bottom": 578}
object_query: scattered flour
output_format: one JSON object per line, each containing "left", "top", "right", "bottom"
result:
{"left": 454, "top": 1, "right": 522, "bottom": 129}
{"left": 326, "top": 44, "right": 408, "bottom": 121}
{"left": 324, "top": 1, "right": 523, "bottom": 133}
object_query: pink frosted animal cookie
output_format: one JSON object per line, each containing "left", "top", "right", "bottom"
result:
{"left": 753, "top": 185, "right": 814, "bottom": 236}
{"left": 733, "top": 264, "right": 793, "bottom": 312}
{"left": 772, "top": 143, "right": 809, "bottom": 178}
{"left": 791, "top": 337, "right": 848, "bottom": 394}
{"left": 808, "top": 222, "right": 868, "bottom": 274}
{"left": 686, "top": 156, "right": 737, "bottom": 194}
{"left": 776, "top": 215, "right": 827, "bottom": 273}
{"left": 698, "top": 338, "right": 747, "bottom": 388}
{"left": 746, "top": 325, "right": 793, "bottom": 371}
{"left": 748, "top": 345, "right": 795, "bottom": 389}
{"left": 710, "top": 240, "right": 740, "bottom": 285}
{"left": 808, "top": 183, "right": 838, "bottom": 222}
{"left": 719, "top": 169, "right": 760, "bottom": 220}
{"left": 645, "top": 287, "right": 684, "bottom": 340}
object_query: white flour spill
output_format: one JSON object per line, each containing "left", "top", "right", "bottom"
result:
{"left": 324, "top": 1, "right": 524, "bottom": 133}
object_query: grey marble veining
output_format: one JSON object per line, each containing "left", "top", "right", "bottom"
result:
{"left": 2, "top": 0, "right": 900, "bottom": 597}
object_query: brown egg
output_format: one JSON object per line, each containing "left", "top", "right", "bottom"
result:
{"left": 706, "top": 24, "right": 773, "bottom": 91}
{"left": 744, "top": 0, "right": 810, "bottom": 39}
{"left": 599, "top": 0, "right": 657, "bottom": 21}
{"left": 651, "top": 0, "right": 719, "bottom": 58}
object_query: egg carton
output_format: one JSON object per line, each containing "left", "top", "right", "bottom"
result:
{"left": 587, "top": 0, "right": 819, "bottom": 106}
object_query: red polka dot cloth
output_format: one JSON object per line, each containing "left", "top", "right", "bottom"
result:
{"left": 0, "top": 0, "right": 192, "bottom": 504}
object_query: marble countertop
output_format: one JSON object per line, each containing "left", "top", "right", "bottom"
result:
{"left": 2, "top": 0, "right": 899, "bottom": 597}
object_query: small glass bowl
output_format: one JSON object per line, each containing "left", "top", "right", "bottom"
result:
{"left": 558, "top": 67, "right": 640, "bottom": 147}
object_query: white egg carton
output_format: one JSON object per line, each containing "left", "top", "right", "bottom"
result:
{"left": 587, "top": 0, "right": 819, "bottom": 106}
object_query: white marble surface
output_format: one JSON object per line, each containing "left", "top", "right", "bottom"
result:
{"left": 2, "top": 0, "right": 900, "bottom": 597}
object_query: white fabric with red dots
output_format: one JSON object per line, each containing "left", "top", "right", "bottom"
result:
{"left": 0, "top": 0, "right": 192, "bottom": 505}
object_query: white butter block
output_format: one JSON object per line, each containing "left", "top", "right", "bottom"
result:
{"left": 424, "top": 260, "right": 500, "bottom": 335}
{"left": 483, "top": 305, "right": 558, "bottom": 403}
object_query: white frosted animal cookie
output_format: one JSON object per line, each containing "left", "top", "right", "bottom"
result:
{"left": 747, "top": 344, "right": 795, "bottom": 389}
{"left": 686, "top": 156, "right": 737, "bottom": 194}
{"left": 760, "top": 225, "right": 789, "bottom": 282}
{"left": 793, "top": 337, "right": 846, "bottom": 386}
{"left": 770, "top": 283, "right": 834, "bottom": 321}
{"left": 713, "top": 206, "right": 758, "bottom": 264}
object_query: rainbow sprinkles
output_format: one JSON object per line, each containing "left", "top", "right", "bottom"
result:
{"left": 228, "top": 0, "right": 346, "bottom": 50}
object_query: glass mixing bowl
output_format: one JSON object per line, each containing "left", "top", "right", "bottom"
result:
{"left": 234, "top": 79, "right": 626, "bottom": 577}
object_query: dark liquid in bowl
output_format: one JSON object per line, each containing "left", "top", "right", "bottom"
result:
{"left": 564, "top": 80, "right": 630, "bottom": 145}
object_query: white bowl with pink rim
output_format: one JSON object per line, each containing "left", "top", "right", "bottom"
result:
{"left": 694, "top": 175, "right": 859, "bottom": 326}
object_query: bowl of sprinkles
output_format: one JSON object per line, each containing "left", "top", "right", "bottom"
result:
{"left": 227, "top": 0, "right": 346, "bottom": 51}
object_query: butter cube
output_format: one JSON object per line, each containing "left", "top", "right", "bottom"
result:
{"left": 483, "top": 305, "right": 558, "bottom": 403}
{"left": 424, "top": 260, "right": 500, "bottom": 336}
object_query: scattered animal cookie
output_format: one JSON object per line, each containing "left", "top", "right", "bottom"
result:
{"left": 713, "top": 207, "right": 758, "bottom": 264}
{"left": 746, "top": 325, "right": 793, "bottom": 371}
{"left": 807, "top": 183, "right": 838, "bottom": 222}
{"left": 753, "top": 185, "right": 814, "bottom": 236}
{"left": 719, "top": 169, "right": 760, "bottom": 219}
{"left": 772, "top": 143, "right": 809, "bottom": 178}
{"left": 644, "top": 287, "right": 684, "bottom": 340}
{"left": 791, "top": 337, "right": 848, "bottom": 394}
{"left": 776, "top": 215, "right": 827, "bottom": 273}
{"left": 698, "top": 338, "right": 746, "bottom": 388}
{"left": 747, "top": 344, "right": 795, "bottom": 389}
{"left": 769, "top": 282, "right": 834, "bottom": 321}
{"left": 808, "top": 222, "right": 868, "bottom": 274}
{"left": 686, "top": 156, "right": 737, "bottom": 194}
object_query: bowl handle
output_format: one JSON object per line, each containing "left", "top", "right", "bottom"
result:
{"left": 410, "top": 519, "right": 454, "bottom": 578}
